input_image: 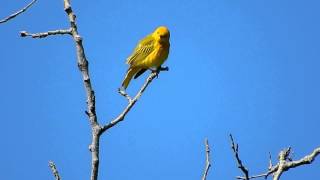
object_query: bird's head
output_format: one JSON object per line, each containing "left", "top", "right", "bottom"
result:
{"left": 153, "top": 26, "right": 170, "bottom": 42}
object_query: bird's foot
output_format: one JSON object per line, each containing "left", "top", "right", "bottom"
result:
{"left": 150, "top": 66, "right": 169, "bottom": 78}
{"left": 159, "top": 66, "right": 169, "bottom": 71}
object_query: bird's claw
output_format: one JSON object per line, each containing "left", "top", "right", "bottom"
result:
{"left": 150, "top": 66, "right": 169, "bottom": 78}
{"left": 159, "top": 66, "right": 169, "bottom": 71}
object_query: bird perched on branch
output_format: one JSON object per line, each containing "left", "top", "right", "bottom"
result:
{"left": 121, "top": 26, "right": 170, "bottom": 90}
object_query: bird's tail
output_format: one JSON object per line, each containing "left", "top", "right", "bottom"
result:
{"left": 121, "top": 67, "right": 139, "bottom": 89}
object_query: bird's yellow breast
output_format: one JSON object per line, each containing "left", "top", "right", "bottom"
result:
{"left": 142, "top": 42, "right": 170, "bottom": 68}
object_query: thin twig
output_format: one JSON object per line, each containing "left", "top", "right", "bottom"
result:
{"left": 0, "top": 0, "right": 37, "bottom": 24}
{"left": 118, "top": 88, "right": 132, "bottom": 102}
{"left": 236, "top": 168, "right": 277, "bottom": 180}
{"left": 101, "top": 71, "right": 159, "bottom": 132}
{"left": 202, "top": 138, "right": 211, "bottom": 180}
{"left": 236, "top": 147, "right": 320, "bottom": 180}
{"left": 48, "top": 161, "right": 61, "bottom": 180}
{"left": 101, "top": 66, "right": 168, "bottom": 133}
{"left": 268, "top": 152, "right": 273, "bottom": 171}
{"left": 236, "top": 173, "right": 270, "bottom": 180}
{"left": 230, "top": 134, "right": 249, "bottom": 180}
{"left": 20, "top": 29, "right": 72, "bottom": 38}
{"left": 236, "top": 153, "right": 278, "bottom": 180}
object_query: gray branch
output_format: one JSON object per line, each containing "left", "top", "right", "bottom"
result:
{"left": 20, "top": 1, "right": 166, "bottom": 180}
{"left": 20, "top": 0, "right": 99, "bottom": 179}
{"left": 234, "top": 145, "right": 320, "bottom": 180}
{"left": 202, "top": 138, "right": 211, "bottom": 180}
{"left": 272, "top": 147, "right": 320, "bottom": 180}
{"left": 101, "top": 67, "right": 168, "bottom": 134}
{"left": 48, "top": 161, "right": 61, "bottom": 180}
{"left": 20, "top": 29, "right": 72, "bottom": 38}
{"left": 0, "top": 0, "right": 37, "bottom": 24}
{"left": 62, "top": 1, "right": 101, "bottom": 180}
{"left": 236, "top": 153, "right": 278, "bottom": 180}
{"left": 230, "top": 134, "right": 250, "bottom": 180}
{"left": 101, "top": 71, "right": 161, "bottom": 133}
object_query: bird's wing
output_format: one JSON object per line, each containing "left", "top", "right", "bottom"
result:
{"left": 126, "top": 34, "right": 155, "bottom": 66}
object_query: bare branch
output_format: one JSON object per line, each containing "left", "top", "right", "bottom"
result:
{"left": 61, "top": 1, "right": 101, "bottom": 180}
{"left": 101, "top": 71, "right": 159, "bottom": 132}
{"left": 236, "top": 173, "right": 269, "bottom": 180}
{"left": 268, "top": 152, "right": 273, "bottom": 172}
{"left": 286, "top": 147, "right": 320, "bottom": 168}
{"left": 21, "top": 0, "right": 99, "bottom": 179}
{"left": 20, "top": 29, "right": 72, "bottom": 38}
{"left": 236, "top": 153, "right": 278, "bottom": 180}
{"left": 118, "top": 88, "right": 132, "bottom": 103}
{"left": 62, "top": 0, "right": 98, "bottom": 126}
{"left": 236, "top": 168, "right": 278, "bottom": 180}
{"left": 202, "top": 138, "right": 211, "bottom": 180}
{"left": 272, "top": 147, "right": 320, "bottom": 180}
{"left": 100, "top": 66, "right": 168, "bottom": 133}
{"left": 230, "top": 134, "right": 250, "bottom": 180}
{"left": 235, "top": 146, "right": 320, "bottom": 180}
{"left": 20, "top": 1, "right": 167, "bottom": 179}
{"left": 0, "top": 0, "right": 37, "bottom": 24}
{"left": 273, "top": 147, "right": 291, "bottom": 180}
{"left": 48, "top": 161, "right": 61, "bottom": 180}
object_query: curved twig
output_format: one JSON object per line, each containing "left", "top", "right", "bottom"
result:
{"left": 0, "top": 0, "right": 37, "bottom": 24}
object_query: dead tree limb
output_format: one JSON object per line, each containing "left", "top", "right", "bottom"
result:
{"left": 48, "top": 161, "right": 61, "bottom": 180}
{"left": 20, "top": 1, "right": 167, "bottom": 180}
{"left": 230, "top": 135, "right": 320, "bottom": 180}
{"left": 201, "top": 138, "right": 211, "bottom": 180}
{"left": 101, "top": 67, "right": 168, "bottom": 133}
{"left": 235, "top": 153, "right": 278, "bottom": 180}
{"left": 230, "top": 134, "right": 250, "bottom": 180}
{"left": 20, "top": 29, "right": 72, "bottom": 38}
{"left": 272, "top": 147, "right": 320, "bottom": 180}
{"left": 0, "top": 0, "right": 37, "bottom": 24}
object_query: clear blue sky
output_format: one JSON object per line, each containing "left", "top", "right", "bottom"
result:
{"left": 1, "top": 0, "right": 319, "bottom": 179}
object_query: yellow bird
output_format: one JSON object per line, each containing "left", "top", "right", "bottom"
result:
{"left": 121, "top": 26, "right": 170, "bottom": 89}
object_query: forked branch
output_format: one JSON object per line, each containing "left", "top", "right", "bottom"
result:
{"left": 20, "top": 1, "right": 167, "bottom": 180}
{"left": 230, "top": 134, "right": 320, "bottom": 180}
{"left": 101, "top": 67, "right": 168, "bottom": 133}
{"left": 202, "top": 138, "right": 211, "bottom": 180}
{"left": 230, "top": 134, "right": 250, "bottom": 180}
{"left": 272, "top": 147, "right": 320, "bottom": 180}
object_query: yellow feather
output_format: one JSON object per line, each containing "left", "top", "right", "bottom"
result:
{"left": 121, "top": 67, "right": 140, "bottom": 89}
{"left": 121, "top": 26, "right": 170, "bottom": 89}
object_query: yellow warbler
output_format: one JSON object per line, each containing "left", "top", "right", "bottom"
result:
{"left": 121, "top": 26, "right": 170, "bottom": 89}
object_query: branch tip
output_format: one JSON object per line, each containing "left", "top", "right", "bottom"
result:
{"left": 230, "top": 134, "right": 249, "bottom": 180}
{"left": 48, "top": 161, "right": 61, "bottom": 180}
{"left": 0, "top": 0, "right": 37, "bottom": 24}
{"left": 202, "top": 138, "right": 211, "bottom": 180}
